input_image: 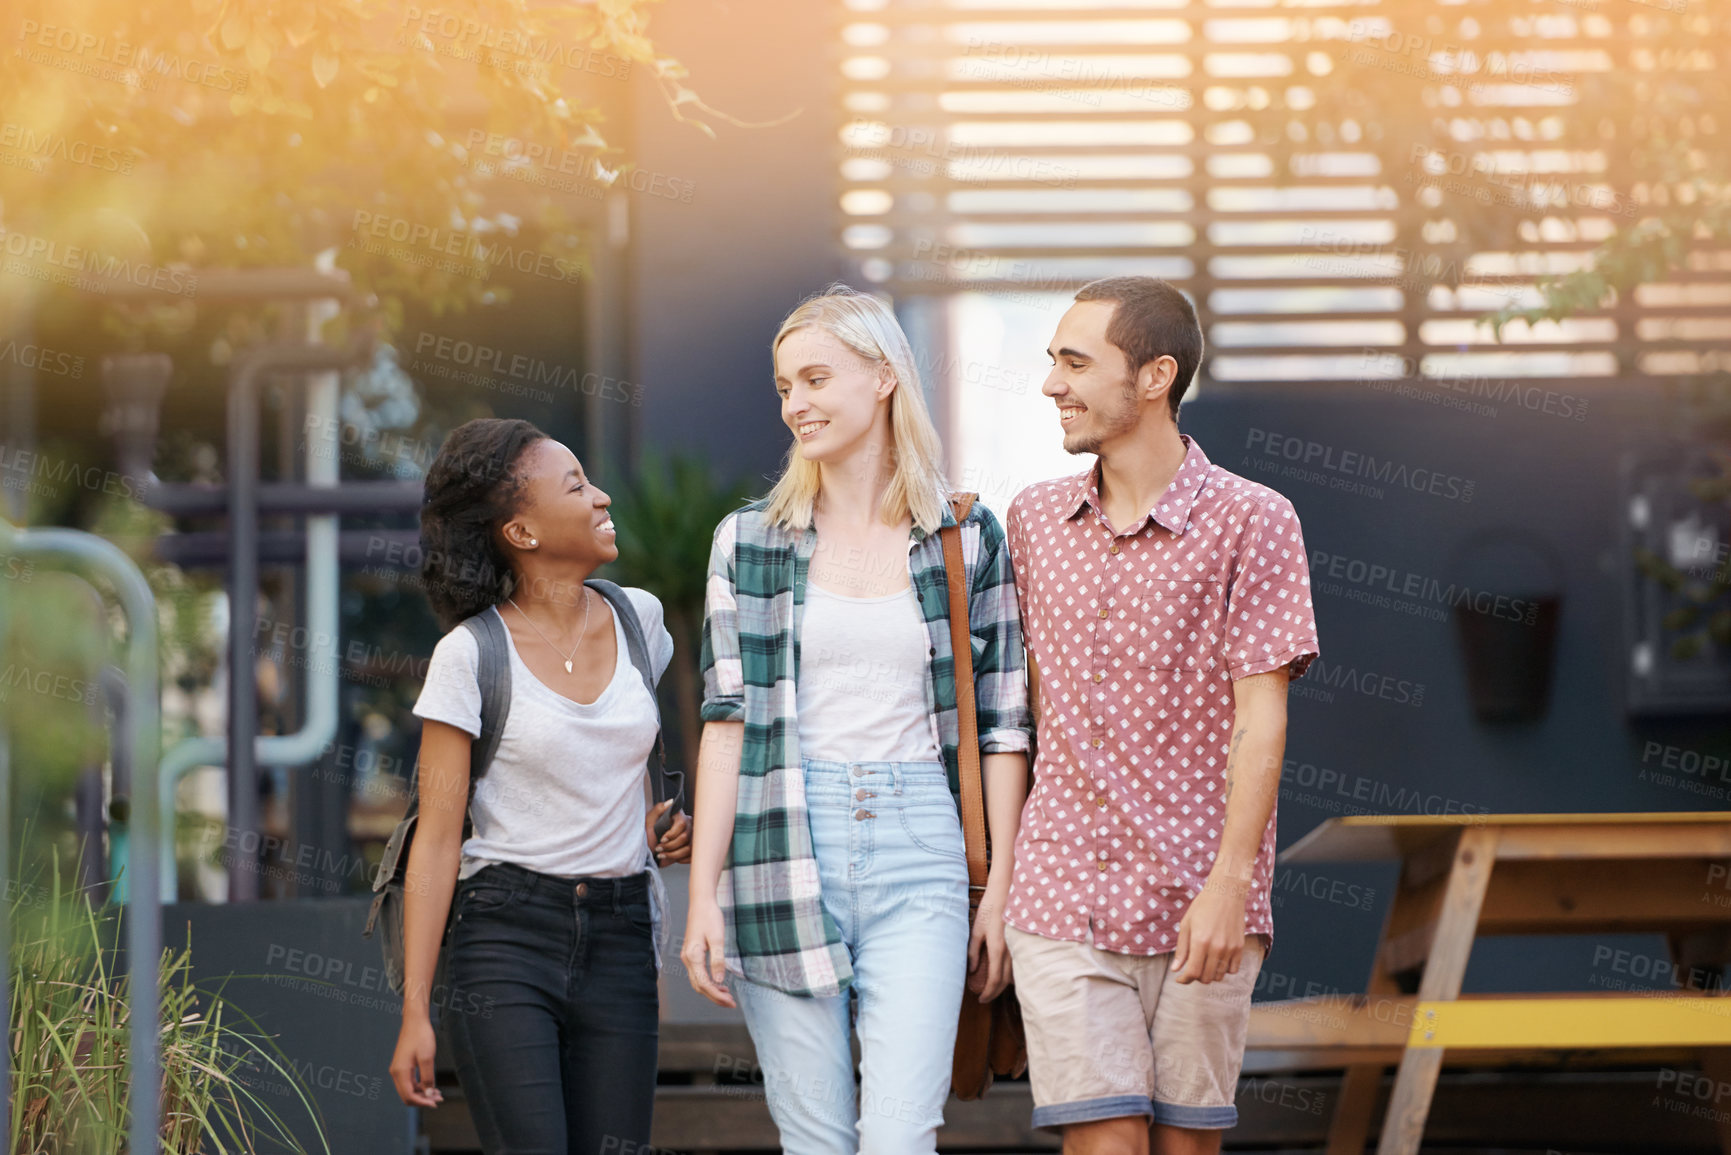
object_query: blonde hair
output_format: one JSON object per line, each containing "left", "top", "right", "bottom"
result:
{"left": 763, "top": 284, "right": 950, "bottom": 534}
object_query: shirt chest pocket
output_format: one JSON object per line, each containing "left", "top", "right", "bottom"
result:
{"left": 1133, "top": 579, "right": 1220, "bottom": 672}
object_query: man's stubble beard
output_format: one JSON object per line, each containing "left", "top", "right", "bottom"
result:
{"left": 1064, "top": 373, "right": 1142, "bottom": 456}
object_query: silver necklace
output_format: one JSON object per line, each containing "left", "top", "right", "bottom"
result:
{"left": 507, "top": 588, "right": 592, "bottom": 674}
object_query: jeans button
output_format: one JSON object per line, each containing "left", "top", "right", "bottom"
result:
{"left": 575, "top": 882, "right": 589, "bottom": 898}
{"left": 855, "top": 788, "right": 870, "bottom": 801}
{"left": 854, "top": 809, "right": 873, "bottom": 821}
{"left": 851, "top": 765, "right": 865, "bottom": 777}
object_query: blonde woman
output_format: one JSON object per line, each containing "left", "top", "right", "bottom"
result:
{"left": 681, "top": 285, "right": 1032, "bottom": 1154}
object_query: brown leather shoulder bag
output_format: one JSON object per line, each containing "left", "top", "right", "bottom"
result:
{"left": 940, "top": 492, "right": 1031, "bottom": 1101}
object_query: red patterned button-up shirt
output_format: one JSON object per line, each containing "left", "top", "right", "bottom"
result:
{"left": 1005, "top": 435, "right": 1320, "bottom": 956}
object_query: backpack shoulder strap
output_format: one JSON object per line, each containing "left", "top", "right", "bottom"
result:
{"left": 460, "top": 607, "right": 513, "bottom": 789}
{"left": 588, "top": 579, "right": 659, "bottom": 694}
{"left": 374, "top": 609, "right": 506, "bottom": 894}
{"left": 587, "top": 580, "right": 682, "bottom": 818}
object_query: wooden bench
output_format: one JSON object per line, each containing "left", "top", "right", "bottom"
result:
{"left": 1246, "top": 812, "right": 1731, "bottom": 1154}
{"left": 419, "top": 1019, "right": 1731, "bottom": 1152}
{"left": 425, "top": 1019, "right": 1057, "bottom": 1153}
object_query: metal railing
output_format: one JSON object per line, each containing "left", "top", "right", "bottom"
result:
{"left": 0, "top": 520, "right": 162, "bottom": 1155}
{"left": 2, "top": 270, "right": 394, "bottom": 1152}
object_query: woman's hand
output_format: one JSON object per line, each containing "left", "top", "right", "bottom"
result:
{"left": 389, "top": 1012, "right": 443, "bottom": 1108}
{"left": 965, "top": 873, "right": 1015, "bottom": 1003}
{"left": 680, "top": 897, "right": 736, "bottom": 1008}
{"left": 648, "top": 801, "right": 691, "bottom": 865}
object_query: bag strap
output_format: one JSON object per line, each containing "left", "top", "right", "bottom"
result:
{"left": 460, "top": 608, "right": 512, "bottom": 790}
{"left": 376, "top": 606, "right": 510, "bottom": 892}
{"left": 586, "top": 579, "right": 683, "bottom": 815}
{"left": 940, "top": 493, "right": 990, "bottom": 893}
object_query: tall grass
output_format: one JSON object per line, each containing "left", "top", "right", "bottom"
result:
{"left": 9, "top": 864, "right": 330, "bottom": 1154}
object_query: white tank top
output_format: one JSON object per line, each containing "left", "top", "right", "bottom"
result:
{"left": 797, "top": 579, "right": 942, "bottom": 763}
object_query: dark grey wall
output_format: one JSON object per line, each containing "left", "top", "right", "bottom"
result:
{"left": 1182, "top": 387, "right": 1728, "bottom": 997}
{"left": 628, "top": 0, "right": 842, "bottom": 490}
{"left": 162, "top": 899, "right": 414, "bottom": 1154}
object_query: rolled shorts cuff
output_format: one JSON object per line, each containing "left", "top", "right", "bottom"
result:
{"left": 1030, "top": 1094, "right": 1153, "bottom": 1132}
{"left": 1152, "top": 1100, "right": 1238, "bottom": 1129}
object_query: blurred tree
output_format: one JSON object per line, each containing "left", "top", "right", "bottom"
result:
{"left": 0, "top": 0, "right": 743, "bottom": 892}
{"left": 1280, "top": 3, "right": 1731, "bottom": 671}
{"left": 1239, "top": 2, "right": 1724, "bottom": 678}
{"left": 0, "top": 0, "right": 726, "bottom": 337}
{"left": 1257, "top": 3, "right": 1729, "bottom": 336}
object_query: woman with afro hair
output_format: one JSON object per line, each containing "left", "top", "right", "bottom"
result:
{"left": 388, "top": 417, "right": 689, "bottom": 1154}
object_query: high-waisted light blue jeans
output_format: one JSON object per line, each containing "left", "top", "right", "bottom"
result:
{"left": 731, "top": 758, "right": 971, "bottom": 1155}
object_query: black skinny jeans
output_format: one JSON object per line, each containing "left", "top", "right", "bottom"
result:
{"left": 442, "top": 862, "right": 659, "bottom": 1155}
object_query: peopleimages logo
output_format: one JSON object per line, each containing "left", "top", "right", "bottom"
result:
{"left": 0, "top": 338, "right": 83, "bottom": 378}
{"left": 1281, "top": 757, "right": 1486, "bottom": 817}
{"left": 0, "top": 122, "right": 133, "bottom": 174}
{"left": 1310, "top": 548, "right": 1542, "bottom": 625}
{"left": 1245, "top": 428, "right": 1474, "bottom": 503}
{"left": 411, "top": 332, "right": 642, "bottom": 405}
{"left": 1358, "top": 351, "right": 1590, "bottom": 422}
{"left": 0, "top": 227, "right": 197, "bottom": 296}
{"left": 1291, "top": 657, "right": 1426, "bottom": 707}
{"left": 15, "top": 20, "right": 250, "bottom": 92}
{"left": 347, "top": 211, "right": 585, "bottom": 285}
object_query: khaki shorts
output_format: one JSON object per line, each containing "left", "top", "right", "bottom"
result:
{"left": 1006, "top": 923, "right": 1266, "bottom": 1131}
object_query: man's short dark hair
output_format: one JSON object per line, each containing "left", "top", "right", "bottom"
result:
{"left": 1073, "top": 277, "right": 1203, "bottom": 417}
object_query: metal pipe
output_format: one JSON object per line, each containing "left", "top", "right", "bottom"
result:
{"left": 154, "top": 736, "right": 222, "bottom": 902}
{"left": 226, "top": 351, "right": 260, "bottom": 901}
{"left": 150, "top": 527, "right": 420, "bottom": 568}
{"left": 1, "top": 578, "right": 11, "bottom": 1151}
{"left": 224, "top": 341, "right": 368, "bottom": 902}
{"left": 0, "top": 519, "right": 162, "bottom": 1155}
{"left": 160, "top": 326, "right": 355, "bottom": 902}
{"left": 276, "top": 328, "right": 341, "bottom": 768}
{"left": 137, "top": 480, "right": 424, "bottom": 518}
{"left": 101, "top": 352, "right": 419, "bottom": 520}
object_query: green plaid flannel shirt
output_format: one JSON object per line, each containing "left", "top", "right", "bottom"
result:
{"left": 699, "top": 496, "right": 1032, "bottom": 997}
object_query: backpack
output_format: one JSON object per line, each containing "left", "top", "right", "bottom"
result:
{"left": 364, "top": 579, "right": 684, "bottom": 996}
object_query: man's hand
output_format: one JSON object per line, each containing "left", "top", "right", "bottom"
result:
{"left": 1172, "top": 668, "right": 1288, "bottom": 984}
{"left": 648, "top": 802, "right": 691, "bottom": 865}
{"left": 1171, "top": 875, "right": 1248, "bottom": 984}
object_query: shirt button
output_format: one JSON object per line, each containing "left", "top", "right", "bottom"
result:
{"left": 1092, "top": 738, "right": 1103, "bottom": 749}
{"left": 1097, "top": 860, "right": 1108, "bottom": 872}
{"left": 1109, "top": 544, "right": 1119, "bottom": 555}
{"left": 1096, "top": 797, "right": 1107, "bottom": 808}
{"left": 1098, "top": 608, "right": 1108, "bottom": 619}
{"left": 1093, "top": 672, "right": 1104, "bottom": 683}
{"left": 575, "top": 882, "right": 589, "bottom": 898}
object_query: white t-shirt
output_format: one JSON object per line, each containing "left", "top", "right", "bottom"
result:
{"left": 797, "top": 580, "right": 942, "bottom": 763}
{"left": 412, "top": 590, "right": 674, "bottom": 881}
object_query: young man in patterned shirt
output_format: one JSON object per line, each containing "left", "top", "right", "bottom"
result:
{"left": 1004, "top": 277, "right": 1321, "bottom": 1155}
